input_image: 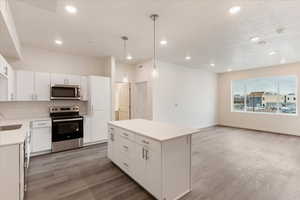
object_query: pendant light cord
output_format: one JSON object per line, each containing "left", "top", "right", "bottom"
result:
{"left": 124, "top": 39, "right": 127, "bottom": 59}
{"left": 153, "top": 16, "right": 156, "bottom": 69}
{"left": 121, "top": 36, "right": 128, "bottom": 60}
{"left": 150, "top": 14, "right": 159, "bottom": 70}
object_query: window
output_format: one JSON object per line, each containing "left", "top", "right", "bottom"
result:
{"left": 232, "top": 76, "right": 297, "bottom": 115}
{"left": 232, "top": 79, "right": 247, "bottom": 111}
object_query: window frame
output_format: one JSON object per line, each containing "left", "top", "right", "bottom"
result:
{"left": 231, "top": 75, "right": 298, "bottom": 116}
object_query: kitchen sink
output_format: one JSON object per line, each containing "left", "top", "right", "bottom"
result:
{"left": 0, "top": 124, "right": 22, "bottom": 131}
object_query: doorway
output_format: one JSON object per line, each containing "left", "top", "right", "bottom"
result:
{"left": 115, "top": 82, "right": 131, "bottom": 120}
{"left": 134, "top": 81, "right": 147, "bottom": 119}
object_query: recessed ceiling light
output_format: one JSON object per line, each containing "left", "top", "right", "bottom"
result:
{"left": 280, "top": 58, "right": 286, "bottom": 64}
{"left": 55, "top": 40, "right": 63, "bottom": 45}
{"left": 250, "top": 37, "right": 260, "bottom": 43}
{"left": 126, "top": 55, "right": 132, "bottom": 60}
{"left": 269, "top": 51, "right": 277, "bottom": 56}
{"left": 185, "top": 56, "right": 191, "bottom": 60}
{"left": 160, "top": 40, "right": 167, "bottom": 45}
{"left": 122, "top": 76, "right": 128, "bottom": 83}
{"left": 276, "top": 27, "right": 285, "bottom": 34}
{"left": 210, "top": 63, "right": 215, "bottom": 67}
{"left": 227, "top": 68, "right": 232, "bottom": 72}
{"left": 229, "top": 6, "right": 241, "bottom": 15}
{"left": 65, "top": 5, "right": 77, "bottom": 14}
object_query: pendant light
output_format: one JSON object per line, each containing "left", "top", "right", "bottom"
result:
{"left": 121, "top": 36, "right": 130, "bottom": 82}
{"left": 150, "top": 14, "right": 159, "bottom": 78}
{"left": 121, "top": 36, "right": 132, "bottom": 60}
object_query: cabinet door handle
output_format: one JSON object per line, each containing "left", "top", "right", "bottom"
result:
{"left": 123, "top": 145, "right": 128, "bottom": 149}
{"left": 110, "top": 133, "right": 114, "bottom": 141}
{"left": 123, "top": 162, "right": 128, "bottom": 167}
{"left": 145, "top": 149, "right": 149, "bottom": 160}
{"left": 142, "top": 148, "right": 145, "bottom": 159}
{"left": 123, "top": 133, "right": 129, "bottom": 137}
{"left": 142, "top": 139, "right": 149, "bottom": 144}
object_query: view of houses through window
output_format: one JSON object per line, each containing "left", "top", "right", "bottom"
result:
{"left": 232, "top": 76, "right": 297, "bottom": 114}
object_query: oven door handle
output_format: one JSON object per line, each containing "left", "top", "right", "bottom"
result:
{"left": 53, "top": 118, "right": 83, "bottom": 122}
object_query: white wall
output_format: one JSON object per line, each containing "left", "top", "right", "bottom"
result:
{"left": 133, "top": 60, "right": 154, "bottom": 120}
{"left": 115, "top": 62, "right": 135, "bottom": 83}
{"left": 7, "top": 46, "right": 108, "bottom": 76}
{"left": 152, "top": 61, "right": 218, "bottom": 128}
{"left": 0, "top": 101, "right": 87, "bottom": 120}
{"left": 218, "top": 62, "right": 300, "bottom": 136}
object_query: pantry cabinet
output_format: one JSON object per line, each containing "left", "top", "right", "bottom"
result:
{"left": 84, "top": 76, "right": 111, "bottom": 145}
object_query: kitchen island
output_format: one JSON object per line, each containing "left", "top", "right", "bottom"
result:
{"left": 108, "top": 119, "right": 199, "bottom": 200}
{"left": 0, "top": 120, "right": 30, "bottom": 200}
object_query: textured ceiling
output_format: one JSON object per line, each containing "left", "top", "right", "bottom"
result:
{"left": 10, "top": 0, "right": 300, "bottom": 72}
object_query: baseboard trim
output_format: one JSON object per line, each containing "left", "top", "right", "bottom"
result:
{"left": 217, "top": 124, "right": 300, "bottom": 138}
{"left": 83, "top": 139, "right": 108, "bottom": 146}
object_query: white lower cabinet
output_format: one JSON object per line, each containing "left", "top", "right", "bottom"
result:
{"left": 30, "top": 120, "right": 51, "bottom": 154}
{"left": 0, "top": 143, "right": 24, "bottom": 200}
{"left": 108, "top": 124, "right": 191, "bottom": 200}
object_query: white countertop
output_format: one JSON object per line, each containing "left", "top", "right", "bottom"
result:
{"left": 0, "top": 119, "right": 30, "bottom": 147}
{"left": 108, "top": 119, "right": 199, "bottom": 141}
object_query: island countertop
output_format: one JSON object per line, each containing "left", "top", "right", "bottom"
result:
{"left": 108, "top": 119, "right": 199, "bottom": 142}
{"left": 0, "top": 120, "right": 30, "bottom": 147}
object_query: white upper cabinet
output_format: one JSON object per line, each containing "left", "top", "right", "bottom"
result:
{"left": 0, "top": 55, "right": 14, "bottom": 101}
{"left": 0, "top": 54, "right": 8, "bottom": 77}
{"left": 51, "top": 73, "right": 81, "bottom": 86}
{"left": 50, "top": 73, "right": 67, "bottom": 85}
{"left": 14, "top": 71, "right": 88, "bottom": 101}
{"left": 7, "top": 63, "right": 15, "bottom": 100}
{"left": 16, "top": 70, "right": 51, "bottom": 101}
{"left": 16, "top": 70, "right": 35, "bottom": 101}
{"left": 80, "top": 76, "right": 88, "bottom": 101}
{"left": 68, "top": 75, "right": 81, "bottom": 85}
{"left": 35, "top": 72, "right": 50, "bottom": 101}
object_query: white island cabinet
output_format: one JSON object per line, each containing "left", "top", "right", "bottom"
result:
{"left": 107, "top": 119, "right": 199, "bottom": 200}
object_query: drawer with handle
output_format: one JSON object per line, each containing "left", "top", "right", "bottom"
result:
{"left": 118, "top": 155, "right": 132, "bottom": 176}
{"left": 108, "top": 125, "right": 116, "bottom": 141}
{"left": 118, "top": 137, "right": 134, "bottom": 156}
{"left": 31, "top": 120, "right": 51, "bottom": 128}
{"left": 135, "top": 135, "right": 161, "bottom": 152}
{"left": 119, "top": 129, "right": 134, "bottom": 141}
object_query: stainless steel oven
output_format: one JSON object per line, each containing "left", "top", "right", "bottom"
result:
{"left": 51, "top": 85, "right": 80, "bottom": 100}
{"left": 50, "top": 106, "right": 83, "bottom": 152}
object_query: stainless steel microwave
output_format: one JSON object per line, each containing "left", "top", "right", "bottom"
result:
{"left": 51, "top": 85, "right": 80, "bottom": 100}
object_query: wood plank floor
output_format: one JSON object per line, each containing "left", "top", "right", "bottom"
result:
{"left": 25, "top": 126, "right": 300, "bottom": 200}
